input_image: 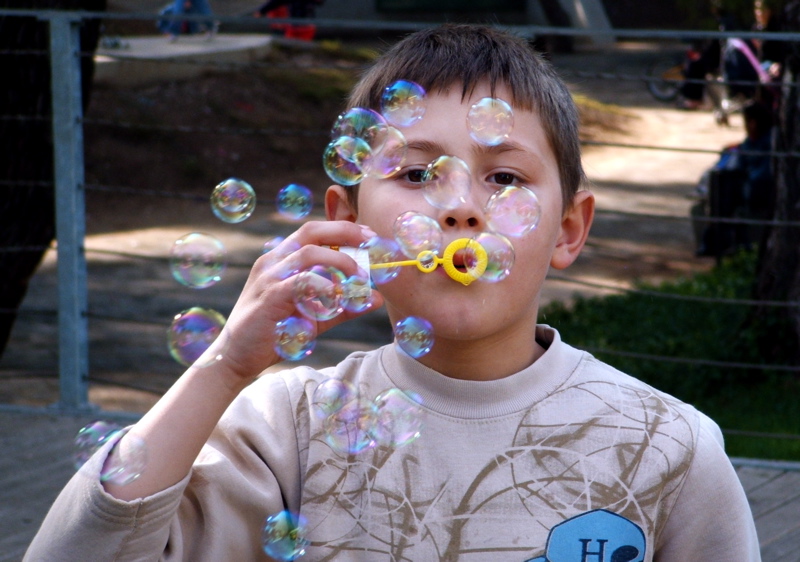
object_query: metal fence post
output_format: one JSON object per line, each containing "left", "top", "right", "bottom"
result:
{"left": 48, "top": 11, "right": 92, "bottom": 413}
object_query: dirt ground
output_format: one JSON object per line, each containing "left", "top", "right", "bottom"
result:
{"left": 0, "top": 37, "right": 746, "bottom": 413}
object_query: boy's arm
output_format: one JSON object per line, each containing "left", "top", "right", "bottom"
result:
{"left": 104, "top": 220, "right": 377, "bottom": 502}
{"left": 655, "top": 416, "right": 761, "bottom": 561}
{"left": 25, "top": 220, "right": 378, "bottom": 559}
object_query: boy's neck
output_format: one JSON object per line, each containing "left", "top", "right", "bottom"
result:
{"left": 413, "top": 329, "right": 547, "bottom": 382}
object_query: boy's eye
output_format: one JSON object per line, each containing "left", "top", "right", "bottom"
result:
{"left": 402, "top": 169, "right": 426, "bottom": 183}
{"left": 488, "top": 172, "right": 519, "bottom": 186}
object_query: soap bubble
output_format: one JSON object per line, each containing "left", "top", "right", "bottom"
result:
{"left": 380, "top": 80, "right": 427, "bottom": 127}
{"left": 210, "top": 178, "right": 255, "bottom": 223}
{"left": 262, "top": 510, "right": 309, "bottom": 561}
{"left": 101, "top": 432, "right": 147, "bottom": 486}
{"left": 262, "top": 236, "right": 285, "bottom": 254}
{"left": 422, "top": 156, "right": 471, "bottom": 210}
{"left": 360, "top": 236, "right": 402, "bottom": 285}
{"left": 472, "top": 232, "right": 515, "bottom": 282}
{"left": 392, "top": 211, "right": 443, "bottom": 259}
{"left": 73, "top": 420, "right": 122, "bottom": 471}
{"left": 274, "top": 316, "right": 316, "bottom": 361}
{"left": 362, "top": 126, "right": 407, "bottom": 179}
{"left": 485, "top": 185, "right": 541, "bottom": 237}
{"left": 370, "top": 388, "right": 423, "bottom": 448}
{"left": 467, "top": 97, "right": 514, "bottom": 146}
{"left": 323, "top": 136, "right": 368, "bottom": 186}
{"left": 323, "top": 398, "right": 378, "bottom": 454}
{"left": 394, "top": 316, "right": 434, "bottom": 358}
{"left": 312, "top": 378, "right": 357, "bottom": 419}
{"left": 167, "top": 307, "right": 228, "bottom": 367}
{"left": 292, "top": 265, "right": 345, "bottom": 321}
{"left": 331, "top": 107, "right": 388, "bottom": 151}
{"left": 341, "top": 275, "right": 372, "bottom": 313}
{"left": 277, "top": 184, "right": 313, "bottom": 221}
{"left": 169, "top": 232, "right": 226, "bottom": 289}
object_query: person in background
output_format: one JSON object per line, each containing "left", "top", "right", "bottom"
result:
{"left": 158, "top": 0, "right": 217, "bottom": 42}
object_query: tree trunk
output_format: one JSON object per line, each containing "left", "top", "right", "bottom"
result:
{"left": 0, "top": 0, "right": 104, "bottom": 358}
{"left": 753, "top": 2, "right": 800, "bottom": 363}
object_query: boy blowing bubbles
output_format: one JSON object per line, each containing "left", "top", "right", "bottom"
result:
{"left": 28, "top": 24, "right": 759, "bottom": 561}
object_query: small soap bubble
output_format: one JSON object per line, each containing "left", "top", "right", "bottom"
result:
{"left": 341, "top": 275, "right": 373, "bottom": 313}
{"left": 394, "top": 316, "right": 434, "bottom": 359}
{"left": 73, "top": 420, "right": 122, "bottom": 471}
{"left": 101, "top": 432, "right": 147, "bottom": 486}
{"left": 167, "top": 307, "right": 228, "bottom": 367}
{"left": 380, "top": 80, "right": 427, "bottom": 127}
{"left": 472, "top": 232, "right": 515, "bottom": 282}
{"left": 359, "top": 236, "right": 402, "bottom": 285}
{"left": 392, "top": 211, "right": 443, "bottom": 259}
{"left": 331, "top": 107, "right": 389, "bottom": 151}
{"left": 312, "top": 378, "right": 357, "bottom": 419}
{"left": 323, "top": 136, "right": 367, "bottom": 186}
{"left": 362, "top": 126, "right": 408, "bottom": 179}
{"left": 467, "top": 97, "right": 514, "bottom": 146}
{"left": 370, "top": 388, "right": 424, "bottom": 448}
{"left": 422, "top": 155, "right": 471, "bottom": 210}
{"left": 262, "top": 510, "right": 309, "bottom": 561}
{"left": 210, "top": 178, "right": 255, "bottom": 223}
{"left": 262, "top": 236, "right": 285, "bottom": 254}
{"left": 274, "top": 316, "right": 316, "bottom": 361}
{"left": 277, "top": 184, "right": 313, "bottom": 221}
{"left": 323, "top": 398, "right": 378, "bottom": 455}
{"left": 292, "top": 265, "right": 345, "bottom": 321}
{"left": 485, "top": 185, "right": 541, "bottom": 237}
{"left": 169, "top": 232, "right": 226, "bottom": 289}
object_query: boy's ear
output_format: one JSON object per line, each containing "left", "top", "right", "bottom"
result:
{"left": 550, "top": 190, "right": 595, "bottom": 270}
{"left": 325, "top": 185, "right": 358, "bottom": 222}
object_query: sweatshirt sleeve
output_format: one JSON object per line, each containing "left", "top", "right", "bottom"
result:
{"left": 24, "top": 372, "right": 307, "bottom": 562}
{"left": 654, "top": 414, "right": 761, "bottom": 561}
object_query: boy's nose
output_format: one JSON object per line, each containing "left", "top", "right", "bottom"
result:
{"left": 439, "top": 189, "right": 487, "bottom": 231}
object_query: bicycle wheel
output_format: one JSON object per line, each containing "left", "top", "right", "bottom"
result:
{"left": 645, "top": 56, "right": 683, "bottom": 102}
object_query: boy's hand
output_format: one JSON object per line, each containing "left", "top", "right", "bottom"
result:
{"left": 212, "top": 220, "right": 381, "bottom": 386}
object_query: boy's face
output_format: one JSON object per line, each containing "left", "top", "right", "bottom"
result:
{"left": 327, "top": 82, "right": 592, "bottom": 358}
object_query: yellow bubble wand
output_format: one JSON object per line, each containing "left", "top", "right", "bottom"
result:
{"left": 369, "top": 238, "right": 488, "bottom": 286}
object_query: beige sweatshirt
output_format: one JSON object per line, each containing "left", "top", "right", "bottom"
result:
{"left": 26, "top": 326, "right": 760, "bottom": 561}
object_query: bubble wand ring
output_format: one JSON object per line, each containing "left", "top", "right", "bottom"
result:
{"left": 370, "top": 238, "right": 488, "bottom": 286}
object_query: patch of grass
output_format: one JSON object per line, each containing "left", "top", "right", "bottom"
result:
{"left": 540, "top": 250, "right": 800, "bottom": 461}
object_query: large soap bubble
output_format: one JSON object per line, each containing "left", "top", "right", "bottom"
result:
{"left": 380, "top": 80, "right": 427, "bottom": 128}
{"left": 360, "top": 236, "right": 402, "bottom": 285}
{"left": 292, "top": 265, "right": 345, "bottom": 321}
{"left": 210, "top": 178, "right": 256, "bottom": 223}
{"left": 394, "top": 316, "right": 434, "bottom": 359}
{"left": 392, "top": 211, "right": 443, "bottom": 259}
{"left": 169, "top": 232, "right": 226, "bottom": 289}
{"left": 262, "top": 510, "right": 309, "bottom": 561}
{"left": 467, "top": 97, "right": 514, "bottom": 146}
{"left": 274, "top": 316, "right": 316, "bottom": 361}
{"left": 331, "top": 107, "right": 389, "bottom": 151}
{"left": 323, "top": 136, "right": 368, "bottom": 186}
{"left": 422, "top": 156, "right": 471, "bottom": 210}
{"left": 371, "top": 388, "right": 424, "bottom": 448}
{"left": 362, "top": 126, "right": 407, "bottom": 179}
{"left": 485, "top": 185, "right": 541, "bottom": 237}
{"left": 472, "top": 232, "right": 515, "bottom": 283}
{"left": 323, "top": 398, "right": 378, "bottom": 454}
{"left": 167, "top": 307, "right": 228, "bottom": 367}
{"left": 277, "top": 184, "right": 313, "bottom": 221}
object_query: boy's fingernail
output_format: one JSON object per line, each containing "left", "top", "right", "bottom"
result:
{"left": 359, "top": 225, "right": 378, "bottom": 239}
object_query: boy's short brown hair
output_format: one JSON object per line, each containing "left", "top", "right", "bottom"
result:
{"left": 346, "top": 23, "right": 585, "bottom": 213}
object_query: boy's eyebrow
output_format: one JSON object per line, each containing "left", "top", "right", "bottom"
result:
{"left": 471, "top": 140, "right": 530, "bottom": 156}
{"left": 404, "top": 139, "right": 449, "bottom": 156}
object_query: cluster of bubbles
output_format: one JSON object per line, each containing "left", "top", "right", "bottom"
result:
{"left": 313, "top": 379, "right": 424, "bottom": 455}
{"left": 260, "top": 378, "right": 425, "bottom": 560}
{"left": 73, "top": 420, "right": 147, "bottom": 485}
{"left": 165, "top": 179, "right": 317, "bottom": 368}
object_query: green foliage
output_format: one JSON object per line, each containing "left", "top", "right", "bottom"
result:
{"left": 541, "top": 250, "right": 800, "bottom": 460}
